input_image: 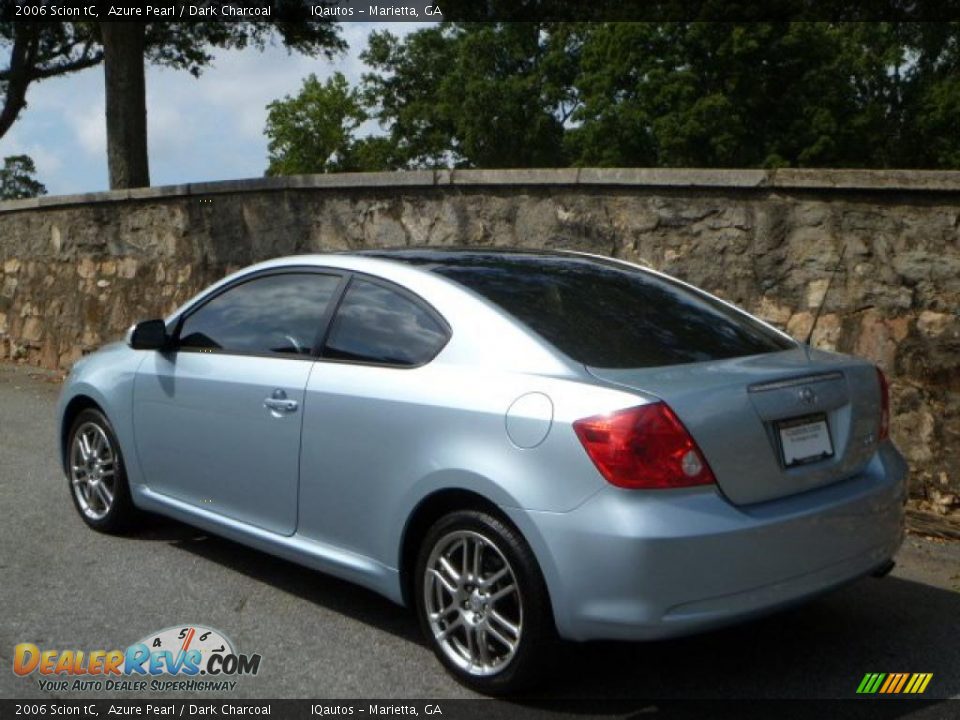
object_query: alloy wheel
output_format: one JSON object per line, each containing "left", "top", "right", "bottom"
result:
{"left": 423, "top": 529, "right": 523, "bottom": 676}
{"left": 70, "top": 421, "right": 117, "bottom": 521}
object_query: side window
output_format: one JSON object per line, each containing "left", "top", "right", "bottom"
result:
{"left": 323, "top": 279, "right": 448, "bottom": 367}
{"left": 178, "top": 273, "right": 340, "bottom": 356}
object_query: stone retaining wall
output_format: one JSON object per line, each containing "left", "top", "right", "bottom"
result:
{"left": 0, "top": 168, "right": 957, "bottom": 506}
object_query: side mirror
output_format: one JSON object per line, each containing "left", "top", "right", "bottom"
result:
{"left": 129, "top": 319, "right": 170, "bottom": 351}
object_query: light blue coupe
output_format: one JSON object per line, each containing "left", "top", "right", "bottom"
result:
{"left": 58, "top": 249, "right": 907, "bottom": 693}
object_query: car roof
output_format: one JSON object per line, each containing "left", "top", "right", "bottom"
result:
{"left": 165, "top": 249, "right": 586, "bottom": 378}
{"left": 346, "top": 247, "right": 595, "bottom": 266}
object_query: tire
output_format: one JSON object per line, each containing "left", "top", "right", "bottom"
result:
{"left": 414, "top": 509, "right": 558, "bottom": 695}
{"left": 66, "top": 408, "right": 138, "bottom": 534}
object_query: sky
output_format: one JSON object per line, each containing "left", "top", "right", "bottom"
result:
{"left": 0, "top": 23, "right": 427, "bottom": 197}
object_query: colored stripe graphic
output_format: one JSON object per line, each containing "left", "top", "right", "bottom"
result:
{"left": 879, "top": 674, "right": 895, "bottom": 693}
{"left": 892, "top": 673, "right": 909, "bottom": 693}
{"left": 857, "top": 672, "right": 933, "bottom": 694}
{"left": 856, "top": 673, "right": 886, "bottom": 694}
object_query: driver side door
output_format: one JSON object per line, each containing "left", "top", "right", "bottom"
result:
{"left": 133, "top": 270, "right": 344, "bottom": 536}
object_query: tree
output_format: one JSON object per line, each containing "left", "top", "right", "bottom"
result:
{"left": 1, "top": 14, "right": 344, "bottom": 189}
{"left": 566, "top": 22, "right": 960, "bottom": 169}
{"left": 265, "top": 72, "right": 394, "bottom": 175}
{"left": 567, "top": 23, "right": 871, "bottom": 168}
{"left": 359, "top": 27, "right": 458, "bottom": 168}
{"left": 0, "top": 154, "right": 46, "bottom": 199}
{"left": 101, "top": 23, "right": 148, "bottom": 189}
{"left": 344, "top": 21, "right": 960, "bottom": 171}
{"left": 0, "top": 23, "right": 102, "bottom": 140}
{"left": 360, "top": 23, "right": 580, "bottom": 168}
{"left": 99, "top": 16, "right": 344, "bottom": 188}
{"left": 883, "top": 22, "right": 960, "bottom": 168}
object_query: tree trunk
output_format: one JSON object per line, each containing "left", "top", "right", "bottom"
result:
{"left": 0, "top": 25, "right": 40, "bottom": 141}
{"left": 101, "top": 23, "right": 149, "bottom": 189}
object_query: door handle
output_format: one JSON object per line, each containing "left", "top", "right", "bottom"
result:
{"left": 264, "top": 389, "right": 299, "bottom": 414}
{"left": 264, "top": 398, "right": 298, "bottom": 412}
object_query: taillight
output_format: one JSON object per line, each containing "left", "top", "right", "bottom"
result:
{"left": 877, "top": 367, "right": 890, "bottom": 441}
{"left": 573, "top": 402, "right": 716, "bottom": 489}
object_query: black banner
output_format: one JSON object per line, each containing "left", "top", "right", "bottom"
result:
{"left": 0, "top": 700, "right": 955, "bottom": 720}
{"left": 7, "top": 0, "right": 960, "bottom": 23}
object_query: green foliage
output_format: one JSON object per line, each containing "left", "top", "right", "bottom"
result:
{"left": 0, "top": 155, "right": 46, "bottom": 200}
{"left": 268, "top": 21, "right": 960, "bottom": 172}
{"left": 140, "top": 19, "right": 344, "bottom": 77}
{"left": 265, "top": 73, "right": 395, "bottom": 175}
{"left": 568, "top": 23, "right": 865, "bottom": 167}
{"left": 571, "top": 21, "right": 960, "bottom": 169}
{"left": 360, "top": 23, "right": 577, "bottom": 168}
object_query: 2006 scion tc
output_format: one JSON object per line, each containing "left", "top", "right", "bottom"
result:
{"left": 58, "top": 249, "right": 906, "bottom": 693}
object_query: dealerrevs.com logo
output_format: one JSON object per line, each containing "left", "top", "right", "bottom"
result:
{"left": 12, "top": 624, "right": 262, "bottom": 693}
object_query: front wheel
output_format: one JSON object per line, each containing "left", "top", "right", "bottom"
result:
{"left": 414, "top": 509, "right": 557, "bottom": 695}
{"left": 67, "top": 408, "right": 137, "bottom": 533}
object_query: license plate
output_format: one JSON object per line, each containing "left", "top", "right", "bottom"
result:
{"left": 777, "top": 413, "right": 834, "bottom": 467}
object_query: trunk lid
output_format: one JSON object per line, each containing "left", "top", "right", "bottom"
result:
{"left": 587, "top": 347, "right": 883, "bottom": 505}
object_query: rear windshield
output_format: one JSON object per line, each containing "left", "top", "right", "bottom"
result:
{"left": 423, "top": 253, "right": 794, "bottom": 368}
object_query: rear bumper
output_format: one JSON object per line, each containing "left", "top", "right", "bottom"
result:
{"left": 504, "top": 442, "right": 907, "bottom": 641}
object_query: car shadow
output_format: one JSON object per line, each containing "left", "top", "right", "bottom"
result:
{"left": 135, "top": 514, "right": 959, "bottom": 709}
{"left": 135, "top": 513, "right": 423, "bottom": 645}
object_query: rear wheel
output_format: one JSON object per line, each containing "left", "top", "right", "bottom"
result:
{"left": 67, "top": 408, "right": 137, "bottom": 533}
{"left": 415, "top": 509, "right": 557, "bottom": 695}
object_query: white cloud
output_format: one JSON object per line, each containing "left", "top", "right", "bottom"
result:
{"left": 0, "top": 22, "right": 430, "bottom": 195}
{"left": 0, "top": 63, "right": 109, "bottom": 193}
{"left": 73, "top": 97, "right": 107, "bottom": 156}
{"left": 24, "top": 144, "right": 63, "bottom": 176}
{"left": 0, "top": 126, "right": 63, "bottom": 183}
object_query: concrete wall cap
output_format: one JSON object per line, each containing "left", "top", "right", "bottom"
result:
{"left": 6, "top": 167, "right": 960, "bottom": 214}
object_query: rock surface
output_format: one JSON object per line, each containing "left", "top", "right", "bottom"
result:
{"left": 0, "top": 169, "right": 957, "bottom": 504}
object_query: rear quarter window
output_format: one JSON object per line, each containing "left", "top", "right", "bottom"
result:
{"left": 432, "top": 255, "right": 794, "bottom": 368}
{"left": 322, "top": 278, "right": 448, "bottom": 367}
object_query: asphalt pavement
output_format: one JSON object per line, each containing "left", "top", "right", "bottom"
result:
{"left": 1, "top": 360, "right": 958, "bottom": 709}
